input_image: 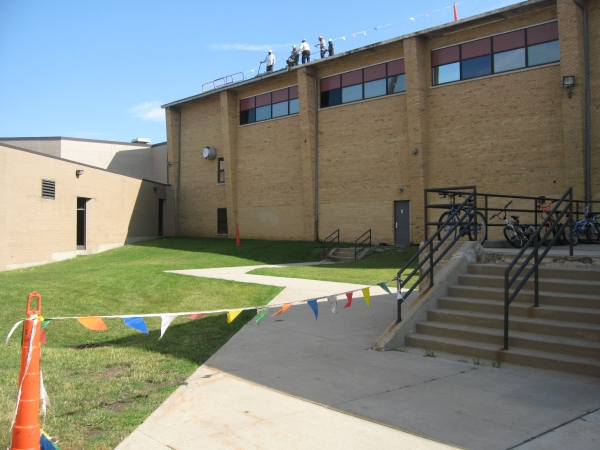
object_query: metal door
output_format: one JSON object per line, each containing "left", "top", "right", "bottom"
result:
{"left": 394, "top": 201, "right": 410, "bottom": 246}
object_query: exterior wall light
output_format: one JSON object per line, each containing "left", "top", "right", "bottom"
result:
{"left": 563, "top": 76, "right": 575, "bottom": 98}
{"left": 76, "top": 170, "right": 84, "bottom": 178}
{"left": 411, "top": 148, "right": 418, "bottom": 154}
{"left": 398, "top": 188, "right": 404, "bottom": 193}
{"left": 154, "top": 187, "right": 159, "bottom": 192}
{"left": 203, "top": 147, "right": 217, "bottom": 160}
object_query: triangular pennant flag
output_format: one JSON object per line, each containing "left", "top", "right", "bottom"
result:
{"left": 307, "top": 299, "right": 318, "bottom": 320}
{"left": 344, "top": 292, "right": 353, "bottom": 309}
{"left": 123, "top": 317, "right": 149, "bottom": 334}
{"left": 409, "top": 17, "right": 415, "bottom": 21}
{"left": 454, "top": 2, "right": 459, "bottom": 21}
{"left": 328, "top": 295, "right": 337, "bottom": 314}
{"left": 424, "top": 13, "right": 429, "bottom": 17}
{"left": 374, "top": 27, "right": 378, "bottom": 31}
{"left": 40, "top": 369, "right": 50, "bottom": 424}
{"left": 378, "top": 282, "right": 392, "bottom": 295}
{"left": 78, "top": 317, "right": 108, "bottom": 331}
{"left": 159, "top": 315, "right": 178, "bottom": 340}
{"left": 397, "top": 290, "right": 404, "bottom": 303}
{"left": 6, "top": 320, "right": 24, "bottom": 344}
{"left": 227, "top": 310, "right": 243, "bottom": 323}
{"left": 256, "top": 307, "right": 269, "bottom": 325}
{"left": 188, "top": 313, "right": 206, "bottom": 320}
{"left": 41, "top": 319, "right": 52, "bottom": 329}
{"left": 362, "top": 288, "right": 371, "bottom": 308}
{"left": 352, "top": 33, "right": 356, "bottom": 38}
{"left": 40, "top": 328, "right": 47, "bottom": 344}
{"left": 363, "top": 31, "right": 367, "bottom": 36}
{"left": 271, "top": 303, "right": 291, "bottom": 317}
{"left": 342, "top": 36, "right": 346, "bottom": 40}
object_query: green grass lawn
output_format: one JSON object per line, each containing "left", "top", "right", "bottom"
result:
{"left": 0, "top": 237, "right": 323, "bottom": 450}
{"left": 249, "top": 245, "right": 419, "bottom": 287}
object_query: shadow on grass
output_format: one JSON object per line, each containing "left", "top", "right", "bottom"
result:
{"left": 106, "top": 310, "right": 257, "bottom": 365}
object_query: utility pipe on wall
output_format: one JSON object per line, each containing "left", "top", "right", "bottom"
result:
{"left": 573, "top": 0, "right": 591, "bottom": 204}
{"left": 302, "top": 68, "right": 320, "bottom": 241}
{"left": 170, "top": 106, "right": 182, "bottom": 237}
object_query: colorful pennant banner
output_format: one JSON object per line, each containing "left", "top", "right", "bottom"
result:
{"left": 227, "top": 310, "right": 243, "bottom": 323}
{"left": 362, "top": 288, "right": 371, "bottom": 308}
{"left": 307, "top": 299, "right": 318, "bottom": 320}
{"left": 344, "top": 292, "right": 353, "bottom": 309}
{"left": 123, "top": 317, "right": 149, "bottom": 334}
{"left": 77, "top": 317, "right": 108, "bottom": 331}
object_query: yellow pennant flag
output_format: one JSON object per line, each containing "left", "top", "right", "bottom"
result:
{"left": 362, "top": 288, "right": 371, "bottom": 308}
{"left": 227, "top": 310, "right": 243, "bottom": 323}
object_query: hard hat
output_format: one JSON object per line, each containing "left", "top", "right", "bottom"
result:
{"left": 302, "top": 39, "right": 306, "bottom": 42}
{"left": 269, "top": 49, "right": 272, "bottom": 52}
{"left": 292, "top": 45, "right": 296, "bottom": 49}
{"left": 319, "top": 36, "right": 323, "bottom": 39}
{"left": 328, "top": 38, "right": 332, "bottom": 42}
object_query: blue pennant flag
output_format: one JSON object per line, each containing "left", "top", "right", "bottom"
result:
{"left": 123, "top": 317, "right": 149, "bottom": 334}
{"left": 307, "top": 299, "right": 318, "bottom": 320}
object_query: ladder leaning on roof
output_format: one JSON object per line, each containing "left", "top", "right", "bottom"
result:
{"left": 202, "top": 72, "right": 245, "bottom": 92}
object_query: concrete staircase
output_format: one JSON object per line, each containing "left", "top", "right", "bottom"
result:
{"left": 328, "top": 247, "right": 371, "bottom": 262}
{"left": 405, "top": 263, "right": 600, "bottom": 376}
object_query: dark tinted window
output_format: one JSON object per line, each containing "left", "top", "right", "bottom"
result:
{"left": 461, "top": 55, "right": 492, "bottom": 80}
{"left": 321, "top": 88, "right": 342, "bottom": 107}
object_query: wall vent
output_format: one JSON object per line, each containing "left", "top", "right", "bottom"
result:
{"left": 42, "top": 179, "right": 56, "bottom": 199}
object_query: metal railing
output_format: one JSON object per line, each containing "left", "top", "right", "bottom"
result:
{"left": 397, "top": 186, "right": 478, "bottom": 323}
{"left": 503, "top": 187, "right": 573, "bottom": 349}
{"left": 354, "top": 229, "right": 371, "bottom": 261}
{"left": 202, "top": 72, "right": 245, "bottom": 92}
{"left": 322, "top": 229, "right": 339, "bottom": 259}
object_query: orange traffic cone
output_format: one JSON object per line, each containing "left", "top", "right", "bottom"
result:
{"left": 236, "top": 225, "right": 241, "bottom": 247}
{"left": 11, "top": 292, "right": 42, "bottom": 450}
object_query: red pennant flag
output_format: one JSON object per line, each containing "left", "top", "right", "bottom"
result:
{"left": 453, "top": 2, "right": 459, "bottom": 21}
{"left": 344, "top": 292, "right": 353, "bottom": 309}
{"left": 188, "top": 313, "right": 206, "bottom": 320}
{"left": 271, "top": 303, "right": 291, "bottom": 316}
{"left": 40, "top": 329, "right": 47, "bottom": 344}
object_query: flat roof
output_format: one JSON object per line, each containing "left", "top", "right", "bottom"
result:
{"left": 162, "top": 0, "right": 554, "bottom": 109}
{"left": 0, "top": 136, "right": 152, "bottom": 147}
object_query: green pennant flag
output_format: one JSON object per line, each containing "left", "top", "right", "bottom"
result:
{"left": 378, "top": 282, "right": 392, "bottom": 295}
{"left": 255, "top": 307, "right": 269, "bottom": 325}
{"left": 41, "top": 319, "right": 52, "bottom": 329}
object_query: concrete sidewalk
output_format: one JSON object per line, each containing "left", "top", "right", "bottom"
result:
{"left": 116, "top": 264, "right": 600, "bottom": 450}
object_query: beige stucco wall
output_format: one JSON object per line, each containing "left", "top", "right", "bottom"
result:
{"left": 0, "top": 144, "right": 174, "bottom": 272}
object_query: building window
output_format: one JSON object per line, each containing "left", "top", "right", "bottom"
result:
{"left": 217, "top": 208, "right": 228, "bottom": 234}
{"left": 320, "top": 59, "right": 405, "bottom": 108}
{"left": 240, "top": 85, "right": 299, "bottom": 125}
{"left": 217, "top": 158, "right": 225, "bottom": 183}
{"left": 431, "top": 21, "right": 560, "bottom": 86}
{"left": 42, "top": 179, "right": 55, "bottom": 199}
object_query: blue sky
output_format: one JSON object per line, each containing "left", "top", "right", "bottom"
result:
{"left": 0, "top": 0, "right": 522, "bottom": 145}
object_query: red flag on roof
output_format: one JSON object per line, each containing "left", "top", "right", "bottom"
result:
{"left": 454, "top": 2, "right": 459, "bottom": 21}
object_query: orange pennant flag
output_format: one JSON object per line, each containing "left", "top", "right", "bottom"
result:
{"left": 271, "top": 303, "right": 291, "bottom": 316}
{"left": 77, "top": 316, "right": 108, "bottom": 331}
{"left": 362, "top": 288, "right": 371, "bottom": 308}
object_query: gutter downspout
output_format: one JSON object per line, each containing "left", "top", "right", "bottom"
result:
{"left": 303, "top": 69, "right": 319, "bottom": 241}
{"left": 171, "top": 106, "right": 182, "bottom": 237}
{"left": 573, "top": 0, "right": 591, "bottom": 204}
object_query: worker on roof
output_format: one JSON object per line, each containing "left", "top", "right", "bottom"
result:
{"left": 287, "top": 45, "right": 299, "bottom": 69}
{"left": 263, "top": 49, "right": 275, "bottom": 73}
{"left": 327, "top": 39, "right": 334, "bottom": 56}
{"left": 317, "top": 36, "right": 326, "bottom": 58}
{"left": 300, "top": 39, "right": 310, "bottom": 64}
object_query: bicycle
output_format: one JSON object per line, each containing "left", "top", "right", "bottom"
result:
{"left": 490, "top": 201, "right": 535, "bottom": 248}
{"left": 537, "top": 201, "right": 566, "bottom": 246}
{"left": 436, "top": 192, "right": 487, "bottom": 244}
{"left": 564, "top": 206, "right": 600, "bottom": 245}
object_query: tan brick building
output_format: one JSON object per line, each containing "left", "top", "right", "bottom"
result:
{"left": 0, "top": 142, "right": 173, "bottom": 271}
{"left": 163, "top": 0, "right": 598, "bottom": 245}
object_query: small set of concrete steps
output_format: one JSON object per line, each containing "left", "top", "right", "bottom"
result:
{"left": 406, "top": 263, "right": 600, "bottom": 376}
{"left": 327, "top": 247, "right": 371, "bottom": 262}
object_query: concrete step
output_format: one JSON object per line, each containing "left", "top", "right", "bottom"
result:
{"left": 405, "top": 333, "right": 600, "bottom": 376}
{"left": 428, "top": 308, "right": 600, "bottom": 341}
{"left": 468, "top": 263, "right": 600, "bottom": 282}
{"left": 438, "top": 296, "right": 600, "bottom": 324}
{"left": 329, "top": 255, "right": 355, "bottom": 262}
{"left": 458, "top": 273, "right": 600, "bottom": 297}
{"left": 416, "top": 321, "right": 600, "bottom": 359}
{"left": 333, "top": 248, "right": 356, "bottom": 255}
{"left": 447, "top": 285, "right": 600, "bottom": 309}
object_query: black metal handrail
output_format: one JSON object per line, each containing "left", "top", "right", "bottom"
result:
{"left": 322, "top": 229, "right": 339, "bottom": 259}
{"left": 354, "top": 229, "right": 371, "bottom": 261}
{"left": 503, "top": 187, "right": 573, "bottom": 349}
{"left": 397, "top": 187, "right": 477, "bottom": 323}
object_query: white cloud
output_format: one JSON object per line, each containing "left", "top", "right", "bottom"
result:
{"left": 128, "top": 101, "right": 165, "bottom": 122}
{"left": 209, "top": 43, "right": 295, "bottom": 52}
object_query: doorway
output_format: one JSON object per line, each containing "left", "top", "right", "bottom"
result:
{"left": 77, "top": 197, "right": 89, "bottom": 250}
{"left": 158, "top": 199, "right": 165, "bottom": 236}
{"left": 394, "top": 201, "right": 410, "bottom": 246}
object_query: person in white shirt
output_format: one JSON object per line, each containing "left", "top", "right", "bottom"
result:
{"left": 263, "top": 50, "right": 275, "bottom": 73}
{"left": 300, "top": 39, "right": 310, "bottom": 64}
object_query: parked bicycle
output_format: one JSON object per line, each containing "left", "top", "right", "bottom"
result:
{"left": 537, "top": 201, "right": 566, "bottom": 246}
{"left": 564, "top": 206, "right": 600, "bottom": 245}
{"left": 490, "top": 201, "right": 535, "bottom": 248}
{"left": 436, "top": 192, "right": 487, "bottom": 244}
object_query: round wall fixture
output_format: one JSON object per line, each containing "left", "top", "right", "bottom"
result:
{"left": 203, "top": 146, "right": 217, "bottom": 160}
